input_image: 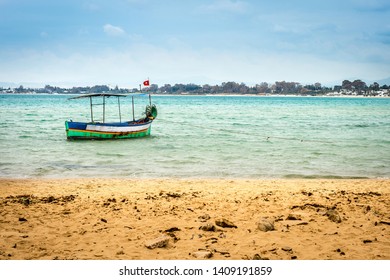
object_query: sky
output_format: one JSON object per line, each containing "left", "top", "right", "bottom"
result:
{"left": 1, "top": 0, "right": 390, "bottom": 88}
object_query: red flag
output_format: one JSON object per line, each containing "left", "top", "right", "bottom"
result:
{"left": 143, "top": 79, "right": 150, "bottom": 86}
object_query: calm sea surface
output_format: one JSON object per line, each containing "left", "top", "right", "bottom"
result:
{"left": 0, "top": 94, "right": 389, "bottom": 179}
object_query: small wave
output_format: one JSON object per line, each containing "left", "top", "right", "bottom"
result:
{"left": 33, "top": 167, "right": 55, "bottom": 176}
{"left": 283, "top": 174, "right": 370, "bottom": 179}
{"left": 345, "top": 123, "right": 381, "bottom": 128}
{"left": 96, "top": 152, "right": 125, "bottom": 157}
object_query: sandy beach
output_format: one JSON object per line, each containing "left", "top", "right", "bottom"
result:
{"left": 0, "top": 178, "right": 389, "bottom": 260}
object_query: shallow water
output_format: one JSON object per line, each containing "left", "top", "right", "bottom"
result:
{"left": 0, "top": 94, "right": 389, "bottom": 178}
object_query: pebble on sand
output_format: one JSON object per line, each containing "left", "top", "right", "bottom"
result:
{"left": 257, "top": 218, "right": 275, "bottom": 232}
{"left": 144, "top": 235, "right": 171, "bottom": 249}
{"left": 199, "top": 223, "right": 216, "bottom": 231}
{"left": 192, "top": 250, "right": 213, "bottom": 259}
{"left": 325, "top": 210, "right": 342, "bottom": 223}
{"left": 215, "top": 218, "right": 237, "bottom": 228}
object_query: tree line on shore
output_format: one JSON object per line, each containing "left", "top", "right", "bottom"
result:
{"left": 2, "top": 79, "right": 389, "bottom": 95}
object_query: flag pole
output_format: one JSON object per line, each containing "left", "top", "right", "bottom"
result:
{"left": 132, "top": 96, "right": 135, "bottom": 121}
{"left": 147, "top": 77, "right": 151, "bottom": 106}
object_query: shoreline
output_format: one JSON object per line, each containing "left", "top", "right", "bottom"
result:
{"left": 1, "top": 178, "right": 389, "bottom": 260}
{"left": 1, "top": 92, "right": 389, "bottom": 98}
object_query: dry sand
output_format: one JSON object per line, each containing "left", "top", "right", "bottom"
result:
{"left": 0, "top": 178, "right": 389, "bottom": 260}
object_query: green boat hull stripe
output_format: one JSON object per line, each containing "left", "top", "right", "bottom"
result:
{"left": 65, "top": 121, "right": 152, "bottom": 140}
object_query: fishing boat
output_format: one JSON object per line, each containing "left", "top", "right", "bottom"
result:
{"left": 65, "top": 92, "right": 157, "bottom": 140}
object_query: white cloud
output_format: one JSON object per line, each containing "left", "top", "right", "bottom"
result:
{"left": 103, "top": 24, "right": 126, "bottom": 37}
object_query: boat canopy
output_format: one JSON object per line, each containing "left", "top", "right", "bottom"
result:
{"left": 68, "top": 93, "right": 147, "bottom": 100}
{"left": 67, "top": 92, "right": 152, "bottom": 123}
{"left": 68, "top": 93, "right": 128, "bottom": 100}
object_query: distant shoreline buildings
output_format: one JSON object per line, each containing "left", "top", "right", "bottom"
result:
{"left": 1, "top": 79, "right": 389, "bottom": 97}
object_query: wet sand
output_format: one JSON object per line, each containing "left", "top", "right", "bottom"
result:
{"left": 0, "top": 178, "right": 389, "bottom": 260}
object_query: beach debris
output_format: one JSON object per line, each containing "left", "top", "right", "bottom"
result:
{"left": 164, "top": 227, "right": 180, "bottom": 233}
{"left": 379, "top": 220, "right": 390, "bottom": 226}
{"left": 291, "top": 203, "right": 327, "bottom": 210}
{"left": 158, "top": 191, "right": 183, "bottom": 199}
{"left": 100, "top": 218, "right": 107, "bottom": 223}
{"left": 199, "top": 223, "right": 216, "bottom": 231}
{"left": 286, "top": 214, "right": 302, "bottom": 221}
{"left": 336, "top": 248, "right": 346, "bottom": 256}
{"left": 364, "top": 205, "right": 371, "bottom": 213}
{"left": 4, "top": 194, "right": 76, "bottom": 205}
{"left": 215, "top": 218, "right": 237, "bottom": 228}
{"left": 274, "top": 215, "right": 284, "bottom": 222}
{"left": 18, "top": 217, "right": 27, "bottom": 222}
{"left": 144, "top": 235, "right": 170, "bottom": 249}
{"left": 301, "top": 191, "right": 313, "bottom": 196}
{"left": 214, "top": 249, "right": 230, "bottom": 257}
{"left": 252, "top": 254, "right": 269, "bottom": 260}
{"left": 145, "top": 194, "right": 158, "bottom": 200}
{"left": 354, "top": 191, "right": 381, "bottom": 197}
{"left": 257, "top": 218, "right": 275, "bottom": 232}
{"left": 163, "top": 228, "right": 181, "bottom": 242}
{"left": 42, "top": 195, "right": 76, "bottom": 204}
{"left": 167, "top": 192, "right": 182, "bottom": 198}
{"left": 206, "top": 237, "right": 218, "bottom": 244}
{"left": 103, "top": 198, "right": 117, "bottom": 206}
{"left": 282, "top": 246, "right": 293, "bottom": 252}
{"left": 325, "top": 209, "right": 342, "bottom": 223}
{"left": 192, "top": 250, "right": 213, "bottom": 259}
{"left": 198, "top": 214, "right": 211, "bottom": 222}
{"left": 166, "top": 232, "right": 180, "bottom": 243}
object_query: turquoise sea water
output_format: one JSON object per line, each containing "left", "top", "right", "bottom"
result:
{"left": 0, "top": 94, "right": 389, "bottom": 179}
